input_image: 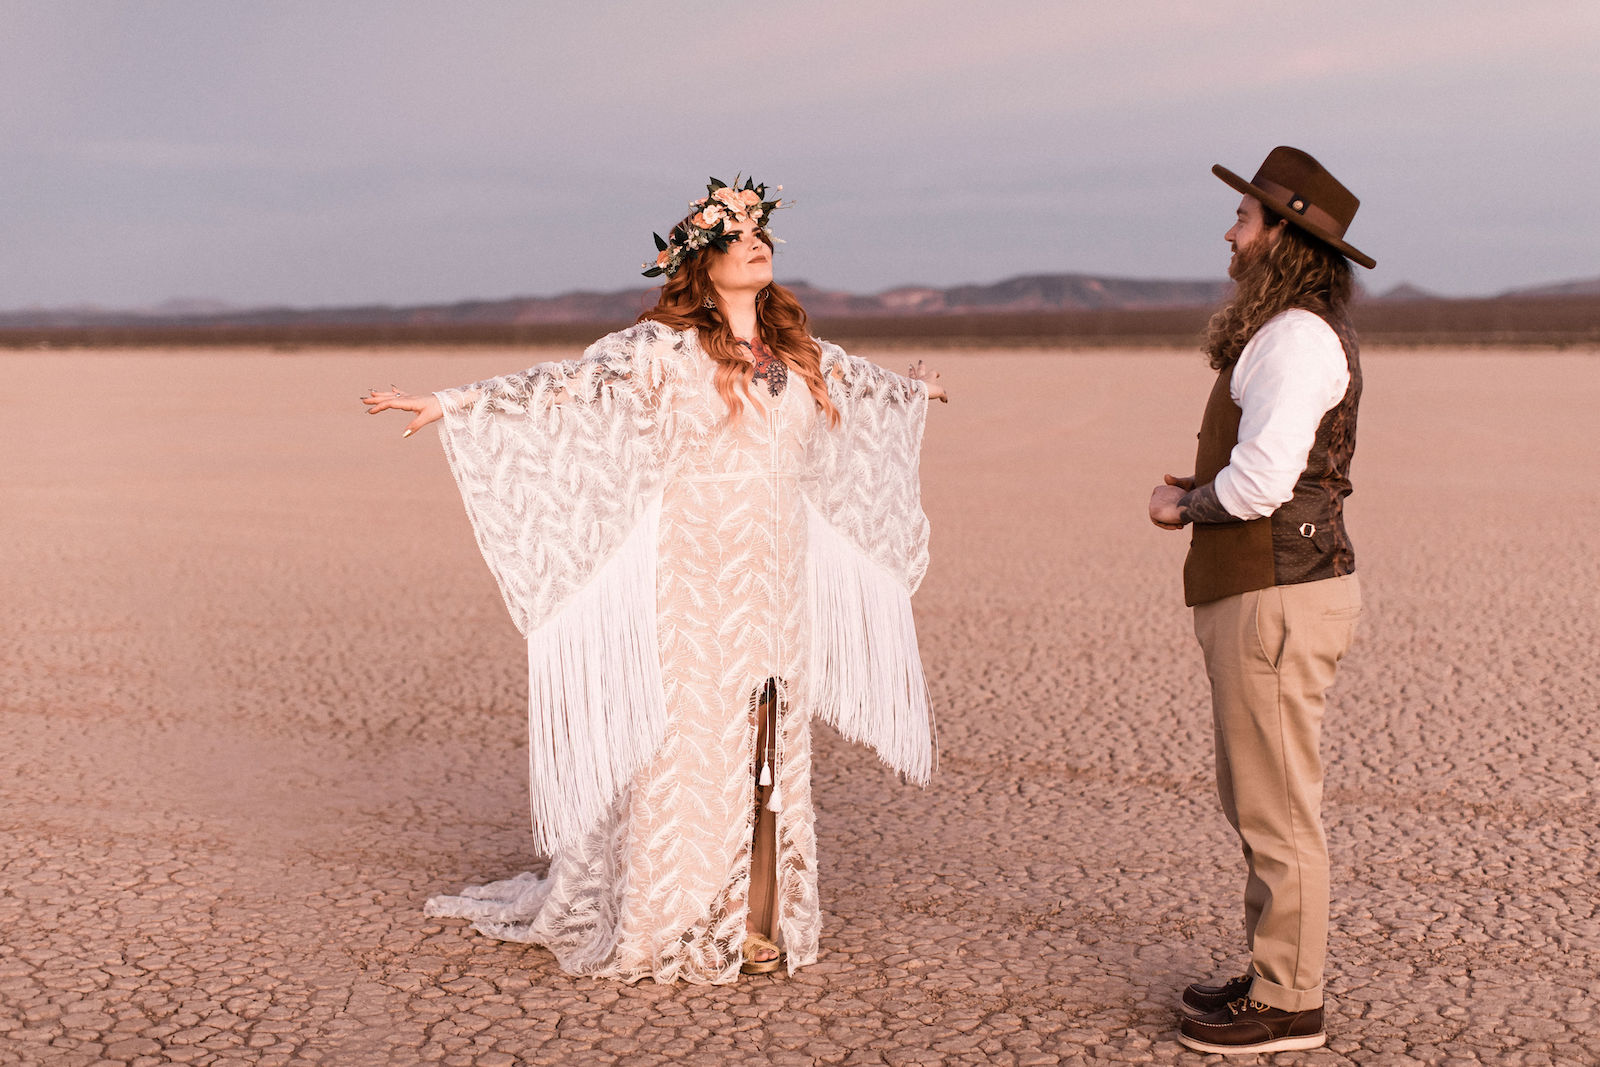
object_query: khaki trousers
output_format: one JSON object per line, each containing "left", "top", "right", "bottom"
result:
{"left": 1192, "top": 573, "right": 1361, "bottom": 1012}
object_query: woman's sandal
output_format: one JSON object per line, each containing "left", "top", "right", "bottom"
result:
{"left": 740, "top": 932, "right": 784, "bottom": 975}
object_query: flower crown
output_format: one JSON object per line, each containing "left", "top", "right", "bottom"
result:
{"left": 642, "top": 175, "right": 784, "bottom": 278}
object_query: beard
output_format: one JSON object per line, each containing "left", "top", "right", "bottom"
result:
{"left": 1224, "top": 236, "right": 1281, "bottom": 317}
{"left": 1227, "top": 234, "right": 1272, "bottom": 283}
{"left": 1206, "top": 236, "right": 1285, "bottom": 370}
{"left": 1207, "top": 221, "right": 1351, "bottom": 371}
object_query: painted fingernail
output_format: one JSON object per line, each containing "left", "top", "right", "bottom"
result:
{"left": 402, "top": 429, "right": 414, "bottom": 438}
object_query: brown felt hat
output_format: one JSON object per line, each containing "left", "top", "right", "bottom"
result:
{"left": 1214, "top": 146, "right": 1376, "bottom": 269}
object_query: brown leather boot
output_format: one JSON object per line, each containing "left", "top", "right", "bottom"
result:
{"left": 1179, "top": 974, "right": 1252, "bottom": 1018}
{"left": 1178, "top": 998, "right": 1326, "bottom": 1055}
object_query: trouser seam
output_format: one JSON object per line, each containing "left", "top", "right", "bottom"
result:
{"left": 1275, "top": 662, "right": 1306, "bottom": 991}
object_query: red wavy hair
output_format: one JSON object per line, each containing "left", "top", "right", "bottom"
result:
{"left": 638, "top": 233, "right": 839, "bottom": 427}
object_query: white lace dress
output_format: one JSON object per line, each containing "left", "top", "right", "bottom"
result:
{"left": 422, "top": 322, "right": 933, "bottom": 984}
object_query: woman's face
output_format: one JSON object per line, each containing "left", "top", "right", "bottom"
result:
{"left": 705, "top": 217, "right": 773, "bottom": 297}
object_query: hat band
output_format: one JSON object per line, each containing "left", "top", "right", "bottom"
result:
{"left": 1253, "top": 177, "right": 1346, "bottom": 239}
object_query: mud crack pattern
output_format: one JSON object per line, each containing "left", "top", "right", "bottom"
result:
{"left": 3, "top": 347, "right": 1597, "bottom": 1065}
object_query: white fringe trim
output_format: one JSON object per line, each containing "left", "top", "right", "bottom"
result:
{"left": 805, "top": 501, "right": 935, "bottom": 784}
{"left": 524, "top": 495, "right": 667, "bottom": 854}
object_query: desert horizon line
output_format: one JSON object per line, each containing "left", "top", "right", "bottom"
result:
{"left": 7, "top": 268, "right": 1598, "bottom": 320}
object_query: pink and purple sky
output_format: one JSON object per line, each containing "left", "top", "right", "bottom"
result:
{"left": 2, "top": 1, "right": 1594, "bottom": 309}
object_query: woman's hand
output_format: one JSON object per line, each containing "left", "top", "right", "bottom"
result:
{"left": 360, "top": 386, "right": 444, "bottom": 438}
{"left": 908, "top": 360, "right": 948, "bottom": 403}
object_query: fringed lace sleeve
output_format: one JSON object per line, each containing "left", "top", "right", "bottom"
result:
{"left": 434, "top": 320, "right": 683, "bottom": 854}
{"left": 802, "top": 342, "right": 935, "bottom": 785}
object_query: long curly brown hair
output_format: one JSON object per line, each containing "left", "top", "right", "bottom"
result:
{"left": 637, "top": 233, "right": 838, "bottom": 427}
{"left": 1204, "top": 208, "right": 1354, "bottom": 370}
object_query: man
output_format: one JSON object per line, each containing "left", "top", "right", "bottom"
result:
{"left": 1148, "top": 146, "right": 1374, "bottom": 1055}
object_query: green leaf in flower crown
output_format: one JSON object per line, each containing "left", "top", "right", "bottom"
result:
{"left": 653, "top": 232, "right": 668, "bottom": 251}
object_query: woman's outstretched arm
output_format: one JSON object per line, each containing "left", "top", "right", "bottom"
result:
{"left": 906, "top": 359, "right": 948, "bottom": 403}
{"left": 359, "top": 387, "right": 445, "bottom": 437}
{"left": 360, "top": 323, "right": 670, "bottom": 440}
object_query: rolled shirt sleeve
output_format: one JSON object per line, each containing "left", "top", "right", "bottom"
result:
{"left": 1211, "top": 309, "right": 1350, "bottom": 520}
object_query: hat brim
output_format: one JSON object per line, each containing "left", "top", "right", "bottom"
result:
{"left": 1214, "top": 164, "right": 1376, "bottom": 269}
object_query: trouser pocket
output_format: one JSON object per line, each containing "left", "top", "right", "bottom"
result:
{"left": 1253, "top": 585, "right": 1287, "bottom": 672}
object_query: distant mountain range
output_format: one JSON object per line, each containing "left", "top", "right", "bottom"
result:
{"left": 2, "top": 272, "right": 1595, "bottom": 329}
{"left": 1504, "top": 277, "right": 1600, "bottom": 298}
{"left": 0, "top": 274, "right": 1231, "bottom": 329}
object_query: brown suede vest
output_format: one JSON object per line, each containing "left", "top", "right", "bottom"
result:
{"left": 1183, "top": 312, "right": 1361, "bottom": 607}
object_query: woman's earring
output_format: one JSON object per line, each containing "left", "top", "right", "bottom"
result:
{"left": 756, "top": 287, "right": 769, "bottom": 304}
{"left": 703, "top": 296, "right": 716, "bottom": 309}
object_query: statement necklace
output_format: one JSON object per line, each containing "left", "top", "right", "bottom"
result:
{"left": 737, "top": 337, "right": 788, "bottom": 397}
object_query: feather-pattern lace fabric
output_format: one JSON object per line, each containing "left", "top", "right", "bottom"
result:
{"left": 424, "top": 322, "right": 932, "bottom": 983}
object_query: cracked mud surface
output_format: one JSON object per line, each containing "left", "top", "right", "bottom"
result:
{"left": 3, "top": 347, "right": 1597, "bottom": 1065}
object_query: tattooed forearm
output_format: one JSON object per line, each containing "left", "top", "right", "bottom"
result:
{"left": 1178, "top": 482, "right": 1242, "bottom": 525}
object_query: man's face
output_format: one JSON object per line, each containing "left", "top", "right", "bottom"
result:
{"left": 1225, "top": 195, "right": 1279, "bottom": 279}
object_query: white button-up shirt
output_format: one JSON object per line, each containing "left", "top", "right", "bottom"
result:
{"left": 1212, "top": 309, "right": 1350, "bottom": 521}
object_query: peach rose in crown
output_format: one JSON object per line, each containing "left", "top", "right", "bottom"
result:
{"left": 655, "top": 250, "right": 671, "bottom": 268}
{"left": 713, "top": 186, "right": 744, "bottom": 208}
{"left": 739, "top": 189, "right": 761, "bottom": 207}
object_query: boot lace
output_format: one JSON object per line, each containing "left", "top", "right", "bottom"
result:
{"left": 1227, "top": 998, "right": 1273, "bottom": 1016}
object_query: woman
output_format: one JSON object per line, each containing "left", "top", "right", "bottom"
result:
{"left": 361, "top": 176, "right": 946, "bottom": 983}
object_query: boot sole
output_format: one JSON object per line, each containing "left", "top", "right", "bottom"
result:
{"left": 1178, "top": 1031, "right": 1326, "bottom": 1055}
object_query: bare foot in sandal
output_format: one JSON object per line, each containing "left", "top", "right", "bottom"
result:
{"left": 740, "top": 931, "right": 783, "bottom": 975}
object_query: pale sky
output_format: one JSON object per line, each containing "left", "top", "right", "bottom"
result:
{"left": 2, "top": 1, "right": 1595, "bottom": 309}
